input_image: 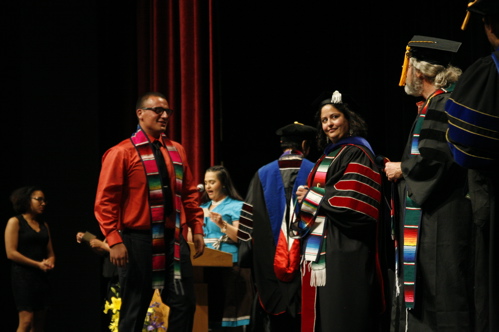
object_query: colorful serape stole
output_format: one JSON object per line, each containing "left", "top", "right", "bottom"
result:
{"left": 300, "top": 148, "right": 343, "bottom": 287}
{"left": 164, "top": 138, "right": 184, "bottom": 291}
{"left": 402, "top": 196, "right": 420, "bottom": 308}
{"left": 131, "top": 127, "right": 184, "bottom": 290}
{"left": 301, "top": 140, "right": 379, "bottom": 332}
{"left": 391, "top": 181, "right": 402, "bottom": 297}
{"left": 295, "top": 148, "right": 342, "bottom": 241}
{"left": 403, "top": 89, "right": 444, "bottom": 308}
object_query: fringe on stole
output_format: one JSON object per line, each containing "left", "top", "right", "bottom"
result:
{"left": 405, "top": 308, "right": 409, "bottom": 332}
{"left": 395, "top": 263, "right": 400, "bottom": 297}
{"left": 303, "top": 260, "right": 326, "bottom": 287}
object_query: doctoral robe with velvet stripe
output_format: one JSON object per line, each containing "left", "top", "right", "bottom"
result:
{"left": 238, "top": 152, "right": 314, "bottom": 319}
{"left": 391, "top": 91, "right": 475, "bottom": 332}
{"left": 445, "top": 49, "right": 499, "bottom": 170}
{"left": 300, "top": 143, "right": 385, "bottom": 332}
{"left": 445, "top": 48, "right": 499, "bottom": 332}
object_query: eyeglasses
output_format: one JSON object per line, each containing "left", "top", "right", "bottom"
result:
{"left": 141, "top": 107, "right": 174, "bottom": 116}
{"left": 32, "top": 197, "right": 47, "bottom": 203}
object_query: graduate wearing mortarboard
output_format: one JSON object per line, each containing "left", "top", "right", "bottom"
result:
{"left": 237, "top": 121, "right": 316, "bottom": 332}
{"left": 384, "top": 36, "right": 475, "bottom": 331}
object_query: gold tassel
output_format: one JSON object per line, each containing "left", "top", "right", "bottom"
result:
{"left": 398, "top": 46, "right": 411, "bottom": 86}
{"left": 461, "top": 11, "right": 472, "bottom": 30}
{"left": 461, "top": 0, "right": 478, "bottom": 31}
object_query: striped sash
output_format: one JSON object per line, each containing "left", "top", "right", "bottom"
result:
{"left": 295, "top": 148, "right": 342, "bottom": 243}
{"left": 131, "top": 127, "right": 184, "bottom": 290}
{"left": 402, "top": 196, "right": 420, "bottom": 308}
{"left": 166, "top": 140, "right": 184, "bottom": 289}
{"left": 403, "top": 89, "right": 444, "bottom": 308}
{"left": 300, "top": 148, "right": 342, "bottom": 288}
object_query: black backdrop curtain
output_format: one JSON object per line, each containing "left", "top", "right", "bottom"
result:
{"left": 0, "top": 1, "right": 492, "bottom": 331}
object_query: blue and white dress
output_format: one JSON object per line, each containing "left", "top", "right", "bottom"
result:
{"left": 200, "top": 196, "right": 253, "bottom": 328}
{"left": 201, "top": 196, "right": 243, "bottom": 263}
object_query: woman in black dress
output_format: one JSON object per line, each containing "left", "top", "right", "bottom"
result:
{"left": 4, "top": 186, "right": 55, "bottom": 332}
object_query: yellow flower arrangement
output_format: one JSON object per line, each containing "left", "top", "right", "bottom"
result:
{"left": 103, "top": 286, "right": 169, "bottom": 332}
{"left": 143, "top": 301, "right": 167, "bottom": 331}
{"left": 103, "top": 285, "right": 121, "bottom": 332}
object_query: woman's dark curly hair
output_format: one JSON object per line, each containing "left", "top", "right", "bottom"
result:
{"left": 10, "top": 185, "right": 44, "bottom": 214}
{"left": 201, "top": 165, "right": 243, "bottom": 204}
{"left": 314, "top": 100, "right": 368, "bottom": 150}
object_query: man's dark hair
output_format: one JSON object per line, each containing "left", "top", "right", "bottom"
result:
{"left": 484, "top": 14, "right": 499, "bottom": 38}
{"left": 280, "top": 140, "right": 304, "bottom": 152}
{"left": 135, "top": 92, "right": 167, "bottom": 110}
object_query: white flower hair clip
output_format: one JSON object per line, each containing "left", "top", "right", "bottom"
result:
{"left": 331, "top": 90, "right": 342, "bottom": 103}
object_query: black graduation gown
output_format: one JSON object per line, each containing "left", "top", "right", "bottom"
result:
{"left": 301, "top": 143, "right": 386, "bottom": 332}
{"left": 391, "top": 91, "right": 475, "bottom": 332}
{"left": 238, "top": 153, "right": 314, "bottom": 332}
{"left": 446, "top": 49, "right": 499, "bottom": 332}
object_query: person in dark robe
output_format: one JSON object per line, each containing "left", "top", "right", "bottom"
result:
{"left": 445, "top": 1, "right": 499, "bottom": 331}
{"left": 237, "top": 121, "right": 316, "bottom": 332}
{"left": 384, "top": 36, "right": 475, "bottom": 331}
{"left": 294, "top": 91, "right": 386, "bottom": 332}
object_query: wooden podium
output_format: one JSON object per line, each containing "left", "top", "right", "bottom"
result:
{"left": 189, "top": 242, "right": 232, "bottom": 332}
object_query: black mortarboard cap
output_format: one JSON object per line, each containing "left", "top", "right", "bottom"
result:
{"left": 408, "top": 35, "right": 461, "bottom": 65}
{"left": 399, "top": 35, "right": 461, "bottom": 86}
{"left": 276, "top": 121, "right": 317, "bottom": 142}
{"left": 469, "top": 0, "right": 499, "bottom": 15}
{"left": 462, "top": 0, "right": 499, "bottom": 30}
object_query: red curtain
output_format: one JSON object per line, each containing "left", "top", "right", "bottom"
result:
{"left": 136, "top": 0, "right": 218, "bottom": 184}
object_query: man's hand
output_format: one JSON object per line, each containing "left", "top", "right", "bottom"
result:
{"left": 109, "top": 243, "right": 128, "bottom": 267}
{"left": 192, "top": 233, "right": 205, "bottom": 259}
{"left": 384, "top": 162, "right": 403, "bottom": 182}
